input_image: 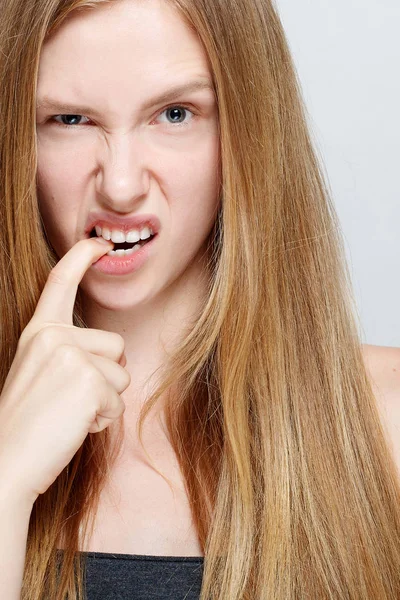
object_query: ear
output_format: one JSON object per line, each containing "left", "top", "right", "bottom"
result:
{"left": 362, "top": 344, "right": 400, "bottom": 478}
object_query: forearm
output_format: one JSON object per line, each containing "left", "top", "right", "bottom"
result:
{"left": 0, "top": 486, "right": 35, "bottom": 599}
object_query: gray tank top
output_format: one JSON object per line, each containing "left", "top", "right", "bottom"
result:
{"left": 56, "top": 550, "right": 204, "bottom": 599}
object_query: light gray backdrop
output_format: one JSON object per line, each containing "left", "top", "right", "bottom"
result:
{"left": 276, "top": 0, "right": 399, "bottom": 347}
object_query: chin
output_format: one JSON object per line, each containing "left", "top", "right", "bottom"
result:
{"left": 79, "top": 277, "right": 155, "bottom": 312}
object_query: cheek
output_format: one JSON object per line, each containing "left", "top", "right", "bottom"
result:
{"left": 37, "top": 138, "right": 90, "bottom": 196}
{"left": 170, "top": 135, "right": 221, "bottom": 226}
{"left": 163, "top": 136, "right": 221, "bottom": 262}
{"left": 36, "top": 151, "right": 83, "bottom": 251}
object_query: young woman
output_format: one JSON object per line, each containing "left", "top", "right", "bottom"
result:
{"left": 0, "top": 0, "right": 399, "bottom": 598}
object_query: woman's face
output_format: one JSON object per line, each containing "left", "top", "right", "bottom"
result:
{"left": 35, "top": 0, "right": 220, "bottom": 311}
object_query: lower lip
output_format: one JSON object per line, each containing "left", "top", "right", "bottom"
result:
{"left": 91, "top": 234, "right": 158, "bottom": 276}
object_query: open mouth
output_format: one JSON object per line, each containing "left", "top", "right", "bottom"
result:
{"left": 89, "top": 227, "right": 157, "bottom": 251}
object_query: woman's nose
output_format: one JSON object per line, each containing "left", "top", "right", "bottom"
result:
{"left": 94, "top": 133, "right": 151, "bottom": 210}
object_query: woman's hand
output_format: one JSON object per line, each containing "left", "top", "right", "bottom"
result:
{"left": 0, "top": 237, "right": 130, "bottom": 505}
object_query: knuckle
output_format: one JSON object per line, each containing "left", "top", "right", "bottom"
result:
{"left": 123, "top": 369, "right": 131, "bottom": 389}
{"left": 34, "top": 325, "right": 62, "bottom": 352}
{"left": 110, "top": 332, "right": 125, "bottom": 356}
{"left": 93, "top": 382, "right": 113, "bottom": 413}
{"left": 85, "top": 367, "right": 106, "bottom": 391}
{"left": 52, "top": 343, "right": 83, "bottom": 367}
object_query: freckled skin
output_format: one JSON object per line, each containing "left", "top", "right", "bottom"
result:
{"left": 35, "top": 0, "right": 221, "bottom": 416}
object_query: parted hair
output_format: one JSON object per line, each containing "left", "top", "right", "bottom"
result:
{"left": 0, "top": 0, "right": 399, "bottom": 598}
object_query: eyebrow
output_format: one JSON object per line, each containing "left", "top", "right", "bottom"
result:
{"left": 36, "top": 79, "right": 215, "bottom": 116}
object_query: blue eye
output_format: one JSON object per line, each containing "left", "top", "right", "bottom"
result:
{"left": 52, "top": 114, "right": 90, "bottom": 127}
{"left": 159, "top": 106, "right": 194, "bottom": 127}
{"left": 50, "top": 105, "right": 195, "bottom": 129}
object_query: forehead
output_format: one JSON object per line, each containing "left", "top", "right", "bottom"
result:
{"left": 37, "top": 0, "right": 212, "bottom": 104}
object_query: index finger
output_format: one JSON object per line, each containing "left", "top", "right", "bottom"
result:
{"left": 32, "top": 237, "right": 114, "bottom": 325}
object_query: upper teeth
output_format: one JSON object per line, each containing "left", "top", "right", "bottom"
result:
{"left": 94, "top": 225, "right": 154, "bottom": 243}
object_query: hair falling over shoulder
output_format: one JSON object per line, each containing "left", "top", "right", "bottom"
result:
{"left": 0, "top": 0, "right": 399, "bottom": 598}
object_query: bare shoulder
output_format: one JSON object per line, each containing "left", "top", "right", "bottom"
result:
{"left": 361, "top": 344, "right": 400, "bottom": 475}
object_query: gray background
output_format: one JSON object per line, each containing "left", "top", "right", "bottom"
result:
{"left": 276, "top": 0, "right": 399, "bottom": 347}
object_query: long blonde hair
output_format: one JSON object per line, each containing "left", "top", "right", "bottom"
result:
{"left": 0, "top": 0, "right": 399, "bottom": 598}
